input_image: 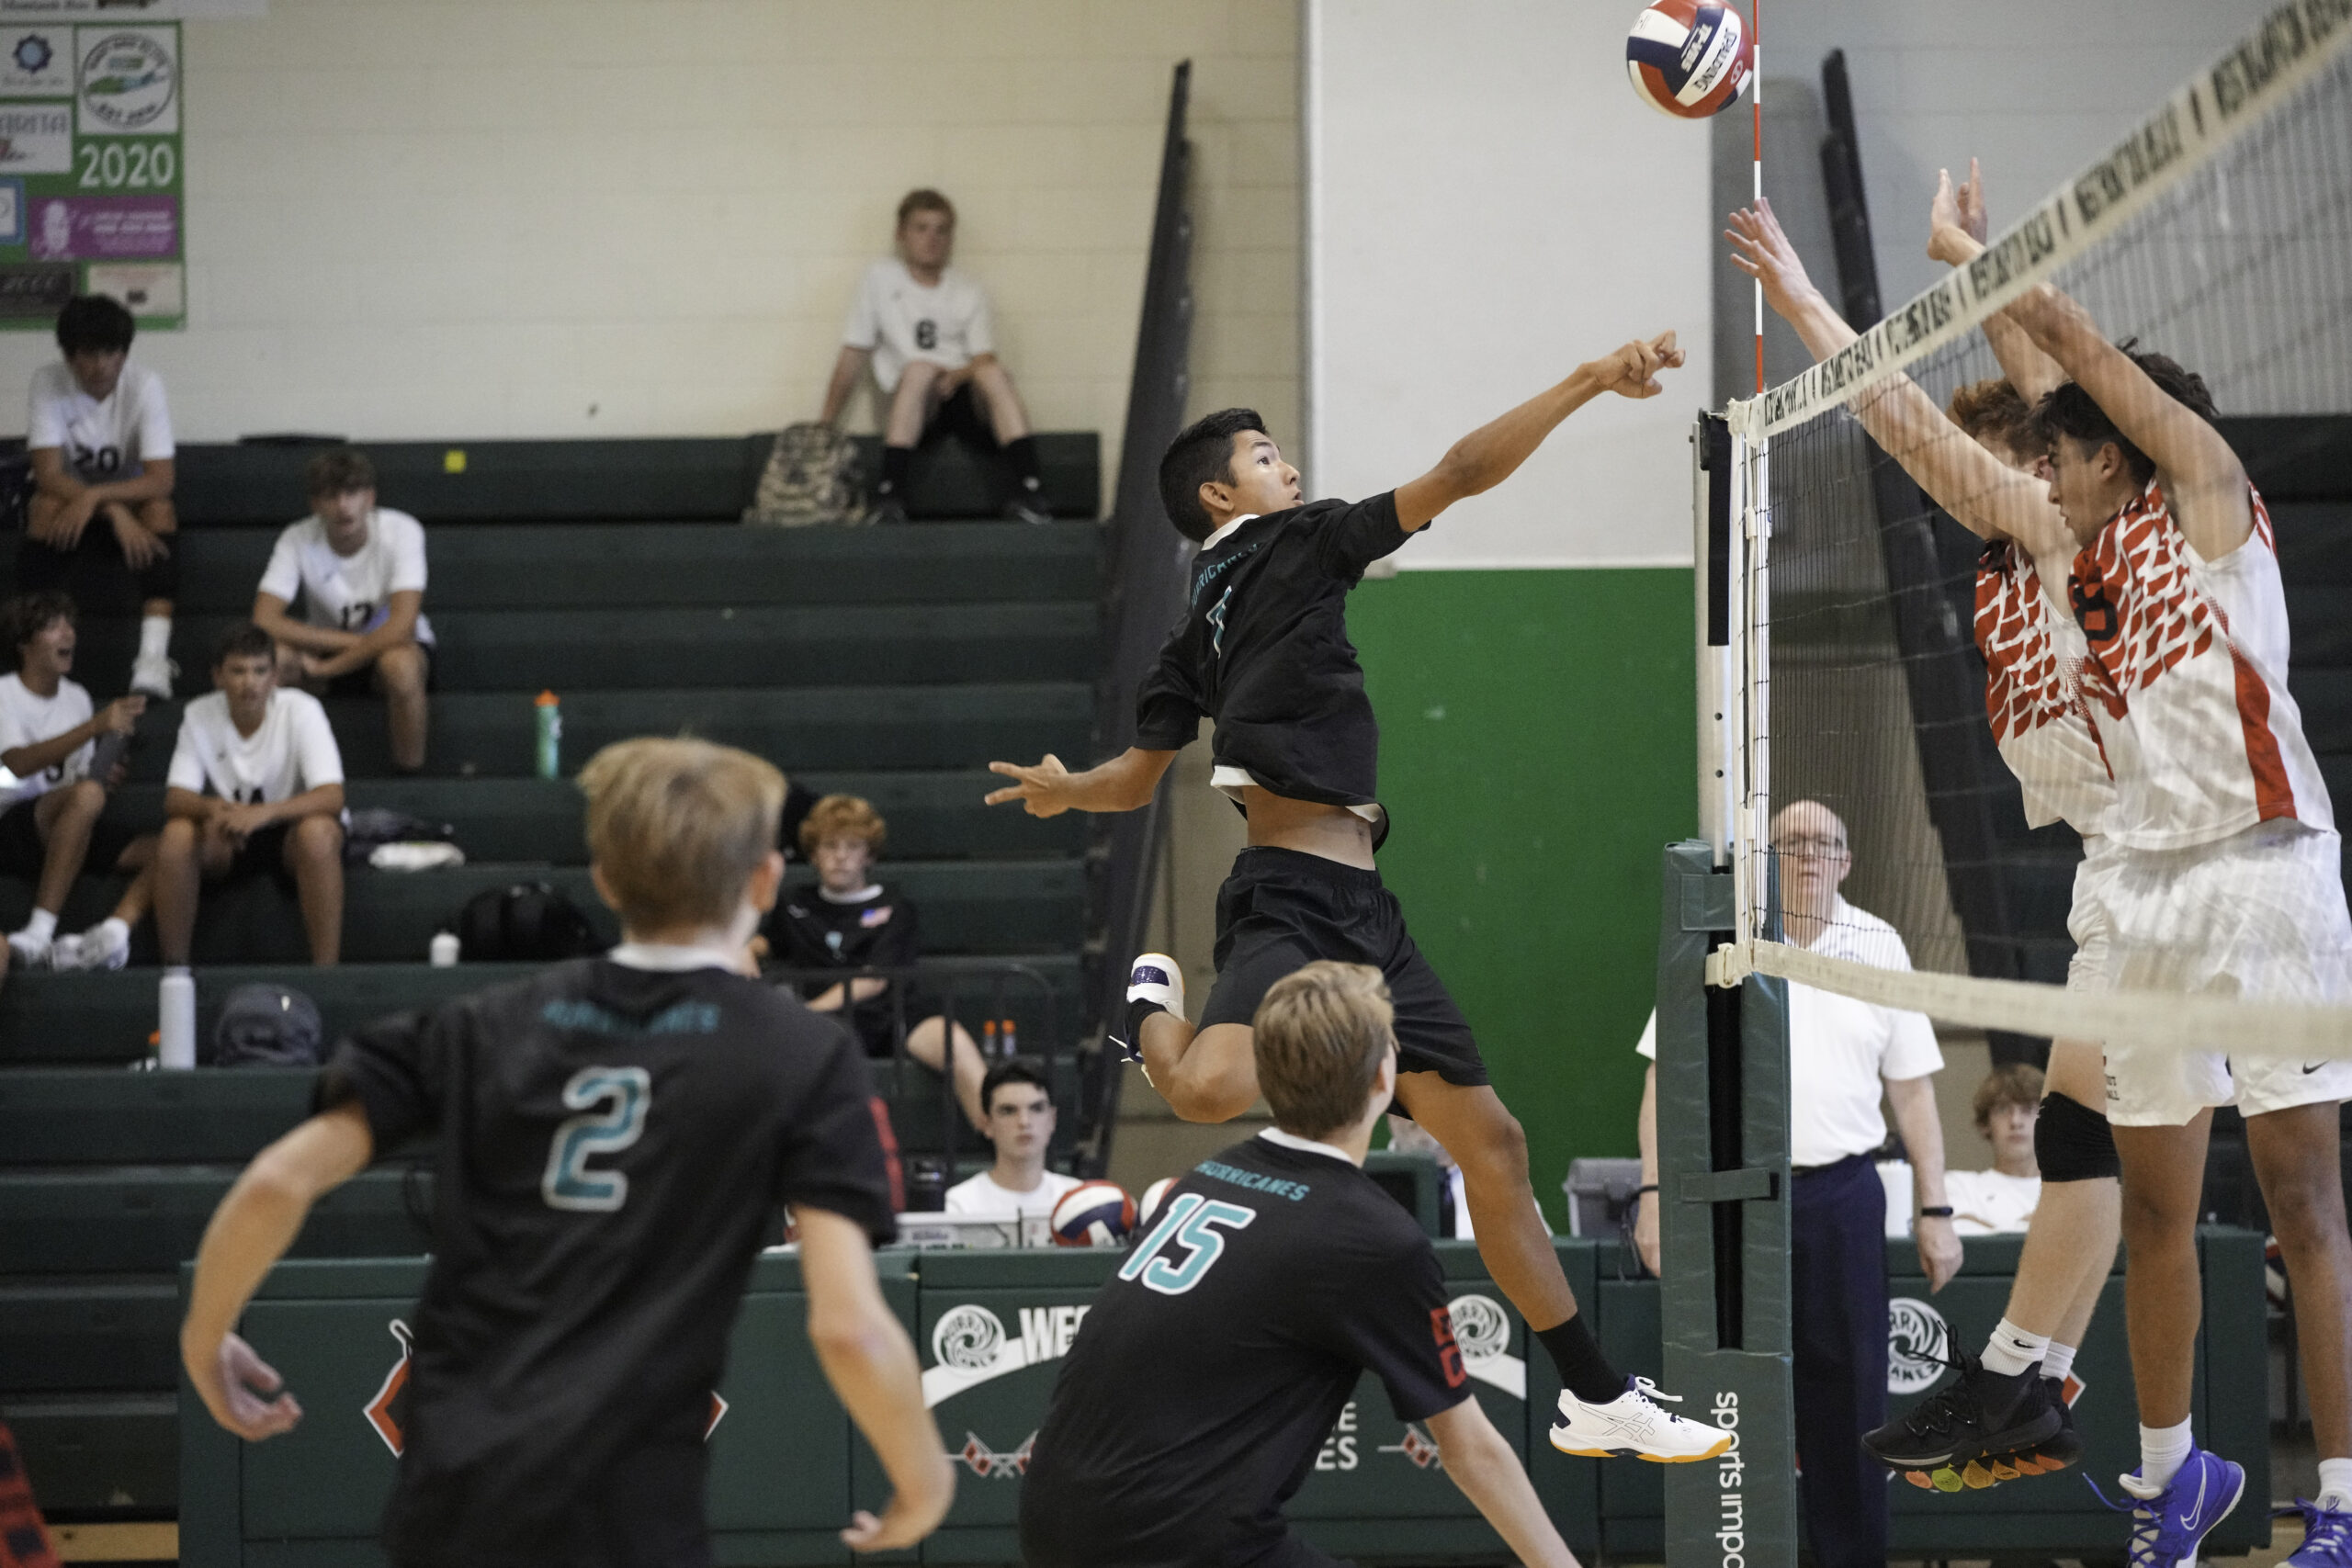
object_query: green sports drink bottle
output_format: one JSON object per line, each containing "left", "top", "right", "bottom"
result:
{"left": 535, "top": 690, "right": 561, "bottom": 779}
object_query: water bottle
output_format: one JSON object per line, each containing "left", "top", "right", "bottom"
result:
{"left": 998, "top": 1018, "right": 1017, "bottom": 1057}
{"left": 430, "top": 931, "right": 460, "bottom": 968}
{"left": 157, "top": 968, "right": 196, "bottom": 1070}
{"left": 534, "top": 691, "right": 561, "bottom": 779}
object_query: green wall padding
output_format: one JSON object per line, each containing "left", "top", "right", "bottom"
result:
{"left": 1351, "top": 568, "right": 1694, "bottom": 1225}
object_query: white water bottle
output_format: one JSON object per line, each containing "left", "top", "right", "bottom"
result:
{"left": 157, "top": 968, "right": 196, "bottom": 1070}
{"left": 430, "top": 931, "right": 460, "bottom": 968}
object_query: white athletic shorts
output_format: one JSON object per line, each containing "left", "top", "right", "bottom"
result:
{"left": 2100, "top": 818, "right": 2352, "bottom": 1127}
{"left": 2064, "top": 833, "right": 2123, "bottom": 994}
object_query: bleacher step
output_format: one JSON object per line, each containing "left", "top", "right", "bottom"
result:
{"left": 0, "top": 1276, "right": 179, "bottom": 1392}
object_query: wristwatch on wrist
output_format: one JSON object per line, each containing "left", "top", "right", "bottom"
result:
{"left": 1917, "top": 1205, "right": 1954, "bottom": 1219}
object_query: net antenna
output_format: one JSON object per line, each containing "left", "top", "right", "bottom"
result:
{"left": 1707, "top": 0, "right": 2352, "bottom": 1057}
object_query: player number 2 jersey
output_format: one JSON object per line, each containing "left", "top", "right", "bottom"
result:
{"left": 1974, "top": 539, "right": 2117, "bottom": 836}
{"left": 2069, "top": 479, "right": 2331, "bottom": 851}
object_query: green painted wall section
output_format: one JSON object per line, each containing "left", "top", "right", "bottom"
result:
{"left": 1351, "top": 568, "right": 1695, "bottom": 1226}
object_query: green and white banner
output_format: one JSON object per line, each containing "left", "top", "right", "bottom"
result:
{"left": 0, "top": 17, "right": 181, "bottom": 329}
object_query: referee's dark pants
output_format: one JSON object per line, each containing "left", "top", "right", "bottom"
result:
{"left": 1791, "top": 1153, "right": 1888, "bottom": 1568}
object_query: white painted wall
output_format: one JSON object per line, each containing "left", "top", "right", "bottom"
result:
{"left": 0, "top": 0, "right": 1304, "bottom": 479}
{"left": 1305, "top": 0, "right": 1713, "bottom": 570}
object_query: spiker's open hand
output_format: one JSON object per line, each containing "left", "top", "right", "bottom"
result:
{"left": 1726, "top": 198, "right": 1820, "bottom": 322}
{"left": 985, "top": 754, "right": 1075, "bottom": 818}
{"left": 1928, "top": 159, "right": 1988, "bottom": 265}
{"left": 1586, "top": 333, "right": 1684, "bottom": 400}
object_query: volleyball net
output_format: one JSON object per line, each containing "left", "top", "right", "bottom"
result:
{"left": 1703, "top": 0, "right": 2352, "bottom": 1058}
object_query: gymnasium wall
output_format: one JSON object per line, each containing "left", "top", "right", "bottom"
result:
{"left": 0, "top": 0, "right": 1303, "bottom": 486}
{"left": 1304, "top": 0, "right": 1712, "bottom": 1212}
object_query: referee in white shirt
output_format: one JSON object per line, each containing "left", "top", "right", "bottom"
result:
{"left": 1633, "top": 800, "right": 1959, "bottom": 1568}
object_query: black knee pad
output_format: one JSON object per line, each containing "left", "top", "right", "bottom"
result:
{"left": 2035, "top": 1090, "right": 2120, "bottom": 1182}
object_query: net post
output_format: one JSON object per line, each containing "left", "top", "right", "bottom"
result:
{"left": 1657, "top": 840, "right": 1794, "bottom": 1568}
{"left": 1693, "top": 412, "right": 1736, "bottom": 867}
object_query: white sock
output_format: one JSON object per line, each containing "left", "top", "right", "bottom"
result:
{"left": 2318, "top": 1456, "right": 2352, "bottom": 1510}
{"left": 18, "top": 908, "right": 57, "bottom": 944}
{"left": 2139, "top": 1417, "right": 2193, "bottom": 1489}
{"left": 139, "top": 615, "right": 171, "bottom": 661}
{"left": 2041, "top": 1340, "right": 2078, "bottom": 1387}
{"left": 93, "top": 916, "right": 128, "bottom": 945}
{"left": 1981, "top": 1317, "right": 2051, "bottom": 1378}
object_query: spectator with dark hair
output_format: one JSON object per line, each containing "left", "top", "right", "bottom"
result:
{"left": 250, "top": 446, "right": 434, "bottom": 771}
{"left": 769, "top": 792, "right": 988, "bottom": 1127}
{"left": 0, "top": 592, "right": 157, "bottom": 970}
{"left": 944, "top": 1059, "right": 1078, "bottom": 1226}
{"left": 22, "top": 295, "right": 179, "bottom": 698}
{"left": 154, "top": 624, "right": 346, "bottom": 969}
{"left": 818, "top": 188, "right": 1050, "bottom": 525}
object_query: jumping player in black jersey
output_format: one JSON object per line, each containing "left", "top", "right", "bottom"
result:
{"left": 180, "top": 738, "right": 953, "bottom": 1567}
{"left": 988, "top": 338, "right": 1727, "bottom": 1462}
{"left": 1022, "top": 961, "right": 1583, "bottom": 1568}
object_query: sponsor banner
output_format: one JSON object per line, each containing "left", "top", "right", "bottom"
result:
{"left": 0, "top": 28, "right": 71, "bottom": 95}
{"left": 1886, "top": 1296, "right": 1952, "bottom": 1397}
{"left": 0, "top": 0, "right": 259, "bottom": 18}
{"left": 85, "top": 257, "right": 176, "bottom": 314}
{"left": 76, "top": 25, "right": 175, "bottom": 135}
{"left": 920, "top": 1301, "right": 1093, "bottom": 1408}
{"left": 0, "top": 256, "right": 69, "bottom": 313}
{"left": 0, "top": 101, "right": 68, "bottom": 172}
{"left": 1446, "top": 1292, "right": 1526, "bottom": 1400}
{"left": 28, "top": 191, "right": 170, "bottom": 256}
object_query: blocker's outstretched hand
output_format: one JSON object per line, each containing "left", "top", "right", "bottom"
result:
{"left": 1725, "top": 198, "right": 1822, "bottom": 323}
{"left": 1928, "top": 158, "right": 1989, "bottom": 265}
{"left": 985, "top": 754, "right": 1076, "bottom": 818}
{"left": 1585, "top": 332, "right": 1683, "bottom": 399}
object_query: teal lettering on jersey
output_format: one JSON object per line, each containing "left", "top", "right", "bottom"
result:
{"left": 540, "top": 998, "right": 722, "bottom": 1035}
{"left": 1194, "top": 1159, "right": 1312, "bottom": 1201}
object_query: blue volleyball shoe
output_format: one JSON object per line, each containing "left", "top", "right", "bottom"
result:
{"left": 2280, "top": 1497, "right": 2352, "bottom": 1568}
{"left": 2089, "top": 1448, "right": 2244, "bottom": 1567}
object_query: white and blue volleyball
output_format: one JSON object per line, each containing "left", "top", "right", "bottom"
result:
{"left": 1050, "top": 1180, "right": 1136, "bottom": 1247}
{"left": 1625, "top": 0, "right": 1753, "bottom": 120}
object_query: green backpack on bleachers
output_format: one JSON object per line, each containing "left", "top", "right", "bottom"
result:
{"left": 744, "top": 423, "right": 870, "bottom": 528}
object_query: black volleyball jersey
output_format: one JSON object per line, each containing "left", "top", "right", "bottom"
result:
{"left": 1020, "top": 1133, "right": 1468, "bottom": 1568}
{"left": 317, "top": 953, "right": 901, "bottom": 1567}
{"left": 769, "top": 883, "right": 922, "bottom": 1052}
{"left": 1132, "top": 495, "right": 1416, "bottom": 842}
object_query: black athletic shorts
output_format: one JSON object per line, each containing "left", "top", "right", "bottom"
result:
{"left": 224, "top": 821, "right": 300, "bottom": 889}
{"left": 322, "top": 642, "right": 435, "bottom": 700}
{"left": 0, "top": 795, "right": 138, "bottom": 880}
{"left": 1202, "top": 846, "right": 1487, "bottom": 1096}
{"left": 922, "top": 381, "right": 994, "bottom": 446}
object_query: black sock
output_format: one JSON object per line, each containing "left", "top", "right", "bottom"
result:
{"left": 1005, "top": 434, "right": 1043, "bottom": 491}
{"left": 1537, "top": 1314, "right": 1626, "bottom": 1404}
{"left": 1125, "top": 997, "right": 1169, "bottom": 1049}
{"left": 880, "top": 445, "right": 912, "bottom": 496}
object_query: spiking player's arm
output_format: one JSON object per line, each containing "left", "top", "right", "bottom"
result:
{"left": 1728, "top": 199, "right": 2067, "bottom": 559}
{"left": 181, "top": 1102, "right": 376, "bottom": 1439}
{"left": 2003, "top": 283, "right": 2254, "bottom": 560}
{"left": 1425, "top": 1395, "right": 1584, "bottom": 1568}
{"left": 985, "top": 746, "right": 1176, "bottom": 818}
{"left": 1391, "top": 333, "right": 1683, "bottom": 532}
{"left": 1927, "top": 162, "right": 2065, "bottom": 404}
{"left": 799, "top": 1205, "right": 956, "bottom": 1551}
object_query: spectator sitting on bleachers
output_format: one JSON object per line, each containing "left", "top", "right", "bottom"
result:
{"left": 0, "top": 592, "right": 157, "bottom": 971}
{"left": 944, "top": 1059, "right": 1080, "bottom": 1226}
{"left": 818, "top": 187, "right": 1052, "bottom": 525}
{"left": 770, "top": 792, "right": 988, "bottom": 1127}
{"left": 22, "top": 295, "right": 179, "bottom": 699}
{"left": 250, "top": 446, "right": 434, "bottom": 773}
{"left": 153, "top": 624, "right": 346, "bottom": 968}
{"left": 1881, "top": 1064, "right": 2045, "bottom": 1238}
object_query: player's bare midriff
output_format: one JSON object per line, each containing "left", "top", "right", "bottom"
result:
{"left": 1238, "top": 784, "right": 1377, "bottom": 870}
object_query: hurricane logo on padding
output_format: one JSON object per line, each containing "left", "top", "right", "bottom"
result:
{"left": 1886, "top": 1296, "right": 1951, "bottom": 1396}
{"left": 1446, "top": 1293, "right": 1510, "bottom": 1362}
{"left": 932, "top": 1303, "right": 1006, "bottom": 1373}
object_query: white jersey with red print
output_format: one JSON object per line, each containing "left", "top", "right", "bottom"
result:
{"left": 2069, "top": 480, "right": 2331, "bottom": 851}
{"left": 1974, "top": 539, "right": 2116, "bottom": 836}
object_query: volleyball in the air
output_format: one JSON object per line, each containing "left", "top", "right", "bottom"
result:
{"left": 1050, "top": 1181, "right": 1136, "bottom": 1247}
{"left": 1137, "top": 1177, "right": 1176, "bottom": 1227}
{"left": 1625, "top": 1, "right": 1753, "bottom": 119}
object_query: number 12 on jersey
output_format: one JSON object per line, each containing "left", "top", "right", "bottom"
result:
{"left": 542, "top": 1066, "right": 651, "bottom": 1212}
{"left": 1117, "top": 1191, "right": 1255, "bottom": 1295}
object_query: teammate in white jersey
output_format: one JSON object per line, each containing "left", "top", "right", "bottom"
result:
{"left": 0, "top": 592, "right": 159, "bottom": 971}
{"left": 1731, "top": 187, "right": 2123, "bottom": 1495}
{"left": 249, "top": 447, "right": 434, "bottom": 773}
{"left": 817, "top": 189, "right": 1051, "bottom": 525}
{"left": 155, "top": 625, "right": 347, "bottom": 968}
{"left": 22, "top": 295, "right": 179, "bottom": 699}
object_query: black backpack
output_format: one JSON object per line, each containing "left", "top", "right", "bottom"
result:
{"left": 454, "top": 883, "right": 601, "bottom": 963}
{"left": 207, "top": 983, "right": 324, "bottom": 1067}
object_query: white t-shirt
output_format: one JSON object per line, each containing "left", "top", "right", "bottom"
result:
{"left": 257, "top": 508, "right": 435, "bottom": 648}
{"left": 943, "top": 1168, "right": 1080, "bottom": 1221}
{"left": 166, "top": 689, "right": 344, "bottom": 805}
{"left": 1879, "top": 1162, "right": 2041, "bottom": 1237}
{"left": 842, "top": 259, "right": 995, "bottom": 393}
{"left": 27, "top": 360, "right": 174, "bottom": 479}
{"left": 1636, "top": 896, "right": 1943, "bottom": 1168}
{"left": 0, "top": 672, "right": 94, "bottom": 805}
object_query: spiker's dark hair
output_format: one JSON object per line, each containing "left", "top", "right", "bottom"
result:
{"left": 1159, "top": 408, "right": 1266, "bottom": 542}
{"left": 2032, "top": 340, "right": 2220, "bottom": 489}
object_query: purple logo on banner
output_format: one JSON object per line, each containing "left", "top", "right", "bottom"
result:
{"left": 29, "top": 196, "right": 175, "bottom": 261}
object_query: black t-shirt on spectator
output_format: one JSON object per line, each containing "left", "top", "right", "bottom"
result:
{"left": 1132, "top": 494, "right": 1415, "bottom": 847}
{"left": 770, "top": 883, "right": 921, "bottom": 1055}
{"left": 1021, "top": 1133, "right": 1469, "bottom": 1568}
{"left": 317, "top": 955, "right": 899, "bottom": 1568}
